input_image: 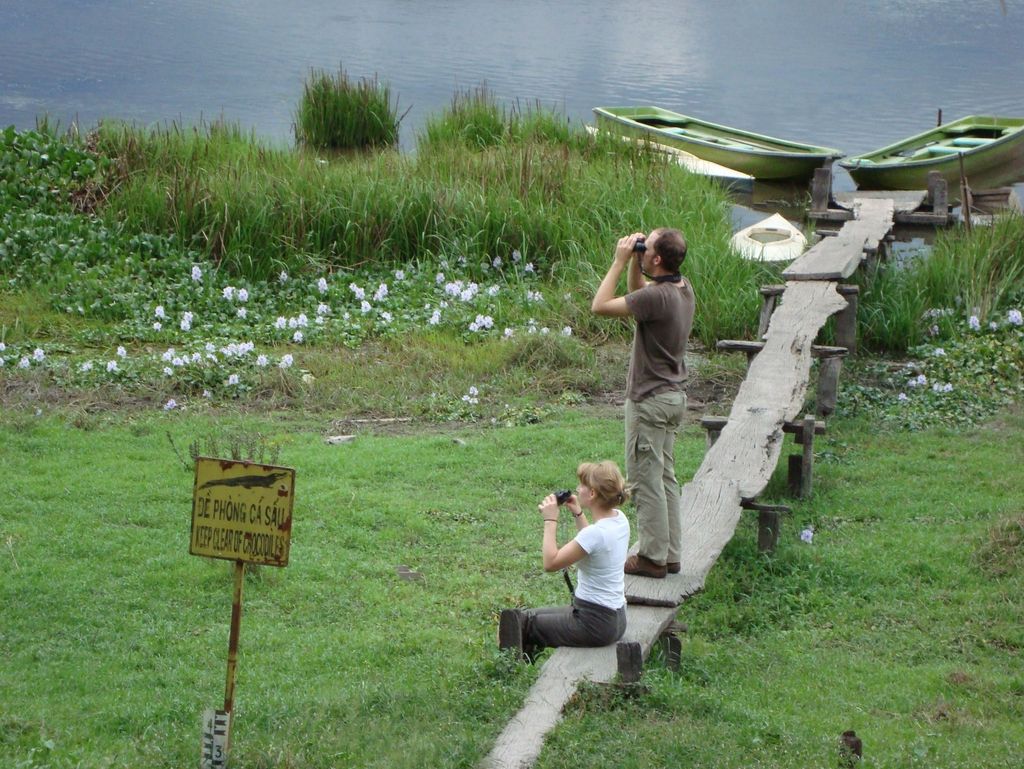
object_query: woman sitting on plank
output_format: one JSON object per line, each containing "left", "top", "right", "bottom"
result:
{"left": 499, "top": 461, "right": 630, "bottom": 659}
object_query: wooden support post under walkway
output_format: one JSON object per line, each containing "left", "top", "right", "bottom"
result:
{"left": 483, "top": 200, "right": 896, "bottom": 769}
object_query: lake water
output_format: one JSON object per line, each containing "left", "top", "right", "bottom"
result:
{"left": 3, "top": 0, "right": 1023, "bottom": 205}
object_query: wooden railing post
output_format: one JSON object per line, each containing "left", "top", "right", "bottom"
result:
{"left": 816, "top": 357, "right": 843, "bottom": 417}
{"left": 834, "top": 285, "right": 860, "bottom": 355}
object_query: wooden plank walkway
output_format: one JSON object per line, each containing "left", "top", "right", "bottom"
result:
{"left": 675, "top": 281, "right": 847, "bottom": 579}
{"left": 483, "top": 199, "right": 896, "bottom": 769}
{"left": 834, "top": 190, "right": 927, "bottom": 213}
{"left": 783, "top": 199, "right": 894, "bottom": 281}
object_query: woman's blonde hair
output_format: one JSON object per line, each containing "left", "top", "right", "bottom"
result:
{"left": 577, "top": 460, "right": 629, "bottom": 509}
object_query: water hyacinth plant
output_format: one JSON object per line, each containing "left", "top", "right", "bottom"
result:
{"left": 840, "top": 307, "right": 1024, "bottom": 429}
{"left": 294, "top": 68, "right": 400, "bottom": 151}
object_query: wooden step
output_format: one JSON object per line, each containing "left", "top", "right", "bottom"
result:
{"left": 701, "top": 415, "right": 826, "bottom": 441}
{"left": 760, "top": 283, "right": 859, "bottom": 298}
{"left": 716, "top": 339, "right": 848, "bottom": 358}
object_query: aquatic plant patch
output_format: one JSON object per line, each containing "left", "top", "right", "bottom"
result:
{"left": 0, "top": 129, "right": 605, "bottom": 410}
{"left": 89, "top": 118, "right": 761, "bottom": 348}
{"left": 839, "top": 309, "right": 1024, "bottom": 430}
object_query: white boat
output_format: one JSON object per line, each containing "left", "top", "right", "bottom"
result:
{"left": 730, "top": 213, "right": 807, "bottom": 262}
{"left": 585, "top": 125, "right": 754, "bottom": 192}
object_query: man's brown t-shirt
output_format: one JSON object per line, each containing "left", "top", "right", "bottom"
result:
{"left": 623, "top": 279, "right": 695, "bottom": 401}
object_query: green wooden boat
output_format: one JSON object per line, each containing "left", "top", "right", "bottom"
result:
{"left": 839, "top": 115, "right": 1024, "bottom": 190}
{"left": 593, "top": 106, "right": 842, "bottom": 181}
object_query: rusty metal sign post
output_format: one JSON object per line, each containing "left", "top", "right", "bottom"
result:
{"left": 190, "top": 457, "right": 295, "bottom": 769}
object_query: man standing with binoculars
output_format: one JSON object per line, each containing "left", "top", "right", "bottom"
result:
{"left": 591, "top": 229, "right": 695, "bottom": 579}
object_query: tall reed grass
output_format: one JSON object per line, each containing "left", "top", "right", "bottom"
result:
{"left": 419, "top": 87, "right": 580, "bottom": 151}
{"left": 92, "top": 105, "right": 771, "bottom": 346}
{"left": 858, "top": 213, "right": 1024, "bottom": 351}
{"left": 917, "top": 213, "right": 1024, "bottom": 319}
{"left": 294, "top": 69, "right": 399, "bottom": 151}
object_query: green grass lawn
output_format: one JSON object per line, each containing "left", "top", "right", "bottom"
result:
{"left": 1, "top": 407, "right": 1021, "bottom": 769}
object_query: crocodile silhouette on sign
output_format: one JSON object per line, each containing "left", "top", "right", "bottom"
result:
{"left": 199, "top": 471, "right": 290, "bottom": 491}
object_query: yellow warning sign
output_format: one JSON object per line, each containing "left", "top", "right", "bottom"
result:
{"left": 189, "top": 457, "right": 295, "bottom": 566}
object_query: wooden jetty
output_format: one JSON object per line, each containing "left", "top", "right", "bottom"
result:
{"left": 483, "top": 199, "right": 898, "bottom": 769}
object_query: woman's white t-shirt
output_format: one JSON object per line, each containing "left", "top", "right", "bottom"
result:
{"left": 572, "top": 510, "right": 630, "bottom": 609}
